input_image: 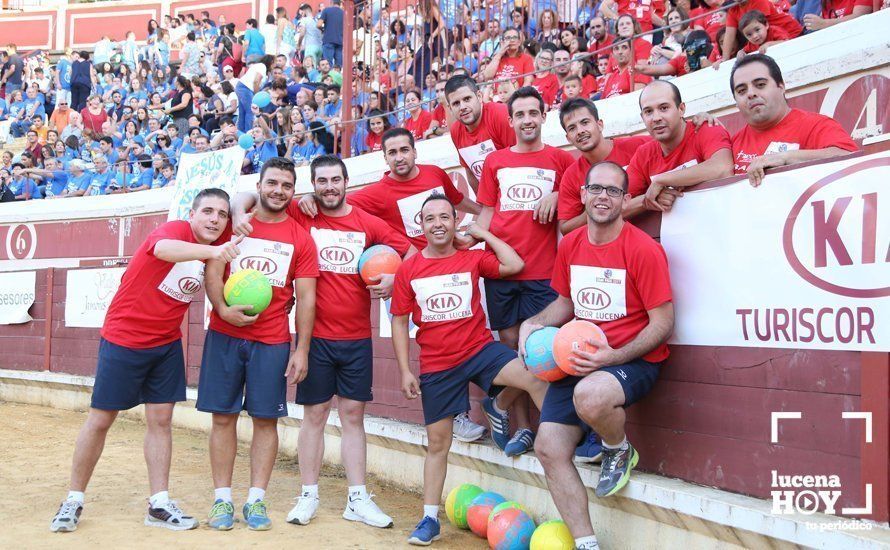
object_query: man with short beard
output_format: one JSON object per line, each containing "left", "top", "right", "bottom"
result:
{"left": 230, "top": 155, "right": 412, "bottom": 528}
{"left": 600, "top": 41, "right": 651, "bottom": 99}
{"left": 198, "top": 157, "right": 319, "bottom": 532}
{"left": 519, "top": 162, "right": 674, "bottom": 550}
{"left": 587, "top": 16, "right": 613, "bottom": 54}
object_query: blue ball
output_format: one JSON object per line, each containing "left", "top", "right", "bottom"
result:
{"left": 524, "top": 327, "right": 563, "bottom": 381}
{"left": 238, "top": 133, "right": 255, "bottom": 150}
{"left": 252, "top": 90, "right": 271, "bottom": 108}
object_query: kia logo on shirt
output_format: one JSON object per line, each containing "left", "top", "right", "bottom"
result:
{"left": 471, "top": 161, "right": 484, "bottom": 178}
{"left": 506, "top": 184, "right": 542, "bottom": 203}
{"left": 576, "top": 287, "right": 611, "bottom": 311}
{"left": 413, "top": 211, "right": 423, "bottom": 226}
{"left": 320, "top": 246, "right": 355, "bottom": 265}
{"left": 239, "top": 256, "right": 278, "bottom": 275}
{"left": 179, "top": 277, "right": 201, "bottom": 295}
{"left": 426, "top": 292, "right": 461, "bottom": 313}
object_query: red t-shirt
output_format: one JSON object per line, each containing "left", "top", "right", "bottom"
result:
{"left": 627, "top": 121, "right": 732, "bottom": 196}
{"left": 495, "top": 52, "right": 535, "bottom": 86}
{"left": 532, "top": 73, "right": 560, "bottom": 107}
{"left": 102, "top": 221, "right": 218, "bottom": 349}
{"left": 209, "top": 217, "right": 319, "bottom": 344}
{"left": 403, "top": 109, "right": 433, "bottom": 140}
{"left": 608, "top": 38, "right": 652, "bottom": 72}
{"left": 691, "top": 7, "right": 725, "bottom": 42}
{"left": 601, "top": 67, "right": 652, "bottom": 99}
{"left": 726, "top": 0, "right": 802, "bottom": 37}
{"left": 477, "top": 145, "right": 575, "bottom": 280}
{"left": 615, "top": 0, "right": 666, "bottom": 31}
{"left": 589, "top": 36, "right": 614, "bottom": 56}
{"left": 580, "top": 74, "right": 598, "bottom": 99}
{"left": 742, "top": 25, "right": 792, "bottom": 52}
{"left": 366, "top": 131, "right": 383, "bottom": 152}
{"left": 286, "top": 204, "right": 412, "bottom": 340}
{"left": 551, "top": 223, "right": 672, "bottom": 363}
{"left": 667, "top": 54, "right": 690, "bottom": 76}
{"left": 390, "top": 249, "right": 502, "bottom": 373}
{"left": 348, "top": 164, "right": 465, "bottom": 250}
{"left": 449, "top": 102, "right": 517, "bottom": 180}
{"left": 822, "top": 0, "right": 871, "bottom": 18}
{"left": 432, "top": 104, "right": 447, "bottom": 127}
{"left": 81, "top": 108, "right": 108, "bottom": 134}
{"left": 731, "top": 108, "right": 858, "bottom": 174}
{"left": 557, "top": 136, "right": 653, "bottom": 221}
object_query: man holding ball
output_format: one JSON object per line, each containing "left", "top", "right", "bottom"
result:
{"left": 198, "top": 157, "right": 318, "bottom": 531}
{"left": 518, "top": 162, "right": 674, "bottom": 550}
{"left": 50, "top": 188, "right": 236, "bottom": 533}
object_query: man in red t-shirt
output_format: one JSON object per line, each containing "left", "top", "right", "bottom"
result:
{"left": 446, "top": 75, "right": 517, "bottom": 193}
{"left": 588, "top": 16, "right": 614, "bottom": 55}
{"left": 423, "top": 78, "right": 451, "bottom": 140}
{"left": 390, "top": 194, "right": 547, "bottom": 546}
{"left": 469, "top": 87, "right": 575, "bottom": 456}
{"left": 600, "top": 41, "right": 652, "bottom": 99}
{"left": 626, "top": 80, "right": 734, "bottom": 215}
{"left": 298, "top": 128, "right": 480, "bottom": 250}
{"left": 721, "top": 0, "right": 802, "bottom": 61}
{"left": 518, "top": 162, "right": 673, "bottom": 550}
{"left": 51, "top": 188, "right": 237, "bottom": 533}
{"left": 482, "top": 27, "right": 534, "bottom": 88}
{"left": 729, "top": 54, "right": 858, "bottom": 185}
{"left": 199, "top": 158, "right": 319, "bottom": 531}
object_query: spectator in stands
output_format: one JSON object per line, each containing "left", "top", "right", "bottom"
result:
{"left": 286, "top": 121, "right": 324, "bottom": 165}
{"left": 612, "top": 15, "right": 653, "bottom": 68}
{"left": 721, "top": 0, "right": 802, "bottom": 62}
{"left": 803, "top": 0, "right": 873, "bottom": 30}
{"left": 531, "top": 49, "right": 559, "bottom": 108}
{"left": 652, "top": 8, "right": 690, "bottom": 64}
{"left": 297, "top": 3, "right": 324, "bottom": 63}
{"left": 365, "top": 108, "right": 391, "bottom": 152}
{"left": 402, "top": 89, "right": 433, "bottom": 140}
{"left": 602, "top": 0, "right": 667, "bottom": 33}
{"left": 691, "top": 0, "right": 727, "bottom": 43}
{"left": 551, "top": 49, "right": 572, "bottom": 103}
{"left": 1, "top": 44, "right": 25, "bottom": 95}
{"left": 729, "top": 53, "right": 858, "bottom": 184}
{"left": 243, "top": 18, "right": 267, "bottom": 64}
{"left": 165, "top": 76, "right": 194, "bottom": 136}
{"left": 739, "top": 10, "right": 792, "bottom": 54}
{"left": 180, "top": 32, "right": 203, "bottom": 78}
{"left": 92, "top": 36, "right": 116, "bottom": 68}
{"left": 9, "top": 163, "right": 42, "bottom": 200}
{"left": 319, "top": 0, "right": 345, "bottom": 68}
{"left": 600, "top": 42, "right": 652, "bottom": 99}
{"left": 635, "top": 30, "right": 715, "bottom": 78}
{"left": 626, "top": 81, "right": 733, "bottom": 215}
{"left": 479, "top": 19, "right": 502, "bottom": 60}
{"left": 587, "top": 16, "right": 613, "bottom": 55}
{"left": 483, "top": 27, "right": 534, "bottom": 88}
{"left": 25, "top": 157, "right": 69, "bottom": 198}
{"left": 81, "top": 94, "right": 108, "bottom": 135}
{"left": 86, "top": 154, "right": 114, "bottom": 196}
{"left": 536, "top": 9, "right": 561, "bottom": 46}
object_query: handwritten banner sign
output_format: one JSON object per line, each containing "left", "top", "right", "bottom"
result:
{"left": 167, "top": 147, "right": 245, "bottom": 221}
{"left": 64, "top": 268, "right": 126, "bottom": 328}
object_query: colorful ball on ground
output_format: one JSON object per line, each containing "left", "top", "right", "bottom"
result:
{"left": 238, "top": 132, "right": 255, "bottom": 150}
{"left": 223, "top": 269, "right": 273, "bottom": 316}
{"left": 358, "top": 244, "right": 402, "bottom": 285}
{"left": 488, "top": 501, "right": 531, "bottom": 523}
{"left": 488, "top": 508, "right": 536, "bottom": 550}
{"left": 445, "top": 483, "right": 484, "bottom": 529}
{"left": 467, "top": 491, "right": 507, "bottom": 538}
{"left": 252, "top": 90, "right": 271, "bottom": 108}
{"left": 553, "top": 320, "right": 608, "bottom": 376}
{"left": 524, "top": 327, "right": 565, "bottom": 382}
{"left": 530, "top": 520, "right": 573, "bottom": 550}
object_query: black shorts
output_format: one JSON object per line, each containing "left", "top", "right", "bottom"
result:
{"left": 296, "top": 337, "right": 374, "bottom": 405}
{"left": 539, "top": 359, "right": 661, "bottom": 427}
{"left": 484, "top": 279, "right": 557, "bottom": 331}
{"left": 91, "top": 338, "right": 186, "bottom": 410}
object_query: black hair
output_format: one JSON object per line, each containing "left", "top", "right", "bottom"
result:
{"left": 506, "top": 86, "right": 545, "bottom": 117}
{"left": 585, "top": 161, "right": 629, "bottom": 192}
{"left": 258, "top": 156, "right": 296, "bottom": 183}
{"left": 381, "top": 127, "right": 414, "bottom": 151}
{"left": 310, "top": 154, "right": 348, "bottom": 181}
{"left": 730, "top": 53, "right": 785, "bottom": 92}
{"left": 738, "top": 9, "right": 768, "bottom": 33}
{"left": 186, "top": 31, "right": 196, "bottom": 41}
{"left": 444, "top": 74, "right": 478, "bottom": 99}
{"left": 99, "top": 136, "right": 114, "bottom": 146}
{"left": 559, "top": 97, "right": 600, "bottom": 130}
{"left": 420, "top": 191, "right": 456, "bottom": 217}
{"left": 192, "top": 187, "right": 230, "bottom": 209}
{"left": 246, "top": 18, "right": 258, "bottom": 28}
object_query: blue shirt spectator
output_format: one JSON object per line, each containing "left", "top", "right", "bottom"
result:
{"left": 244, "top": 24, "right": 266, "bottom": 59}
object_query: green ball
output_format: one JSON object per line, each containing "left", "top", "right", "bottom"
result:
{"left": 445, "top": 483, "right": 484, "bottom": 529}
{"left": 488, "top": 500, "right": 531, "bottom": 523}
{"left": 223, "top": 269, "right": 273, "bottom": 316}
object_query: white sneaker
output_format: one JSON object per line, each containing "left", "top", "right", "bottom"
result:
{"left": 286, "top": 493, "right": 319, "bottom": 525}
{"left": 144, "top": 500, "right": 198, "bottom": 531}
{"left": 343, "top": 493, "right": 393, "bottom": 528}
{"left": 453, "top": 412, "right": 486, "bottom": 443}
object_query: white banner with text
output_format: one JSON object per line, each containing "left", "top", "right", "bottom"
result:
{"left": 0, "top": 271, "right": 36, "bottom": 324}
{"left": 64, "top": 268, "right": 126, "bottom": 328}
{"left": 168, "top": 147, "right": 246, "bottom": 221}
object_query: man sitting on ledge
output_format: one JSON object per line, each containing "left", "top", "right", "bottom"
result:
{"left": 729, "top": 53, "right": 859, "bottom": 186}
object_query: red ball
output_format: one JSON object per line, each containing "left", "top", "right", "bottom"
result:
{"left": 488, "top": 508, "right": 536, "bottom": 550}
{"left": 553, "top": 320, "right": 608, "bottom": 376}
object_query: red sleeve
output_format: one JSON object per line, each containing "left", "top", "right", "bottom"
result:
{"left": 808, "top": 116, "right": 859, "bottom": 152}
{"left": 552, "top": 148, "right": 576, "bottom": 193}
{"left": 477, "top": 250, "right": 503, "bottom": 280}
{"left": 286, "top": 201, "right": 311, "bottom": 229}
{"left": 522, "top": 54, "right": 534, "bottom": 76}
{"left": 145, "top": 221, "right": 194, "bottom": 256}
{"left": 558, "top": 164, "right": 583, "bottom": 221}
{"left": 293, "top": 227, "right": 320, "bottom": 278}
{"left": 633, "top": 72, "right": 653, "bottom": 86}
{"left": 629, "top": 235, "right": 672, "bottom": 310}
{"left": 550, "top": 236, "right": 572, "bottom": 298}
{"left": 347, "top": 184, "right": 384, "bottom": 216}
{"left": 726, "top": 4, "right": 742, "bottom": 27}
{"left": 696, "top": 124, "right": 733, "bottom": 159}
{"left": 668, "top": 55, "right": 686, "bottom": 76}
{"left": 626, "top": 149, "right": 650, "bottom": 197}
{"left": 365, "top": 211, "right": 412, "bottom": 256}
{"left": 436, "top": 166, "right": 465, "bottom": 205}
{"left": 771, "top": 26, "right": 792, "bottom": 40}
{"left": 476, "top": 154, "right": 498, "bottom": 207}
{"left": 389, "top": 259, "right": 415, "bottom": 315}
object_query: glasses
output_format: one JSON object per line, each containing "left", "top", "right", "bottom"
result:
{"left": 583, "top": 183, "right": 625, "bottom": 197}
{"left": 504, "top": 35, "right": 520, "bottom": 41}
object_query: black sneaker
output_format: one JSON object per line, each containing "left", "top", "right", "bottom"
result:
{"left": 50, "top": 500, "right": 83, "bottom": 532}
{"left": 595, "top": 443, "right": 639, "bottom": 498}
{"left": 144, "top": 500, "right": 199, "bottom": 530}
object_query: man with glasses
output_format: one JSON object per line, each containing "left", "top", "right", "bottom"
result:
{"left": 518, "top": 161, "right": 674, "bottom": 550}
{"left": 482, "top": 27, "right": 534, "bottom": 88}
{"left": 531, "top": 49, "right": 559, "bottom": 108}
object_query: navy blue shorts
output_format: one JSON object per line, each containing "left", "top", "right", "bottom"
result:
{"left": 539, "top": 359, "right": 661, "bottom": 427}
{"left": 91, "top": 338, "right": 186, "bottom": 410}
{"left": 196, "top": 329, "right": 290, "bottom": 418}
{"left": 484, "top": 279, "right": 557, "bottom": 331}
{"left": 419, "top": 342, "right": 516, "bottom": 425}
{"left": 296, "top": 337, "right": 373, "bottom": 405}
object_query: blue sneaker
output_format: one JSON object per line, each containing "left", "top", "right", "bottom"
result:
{"left": 574, "top": 431, "right": 604, "bottom": 464}
{"left": 408, "top": 515, "right": 441, "bottom": 546}
{"left": 482, "top": 396, "right": 511, "bottom": 450}
{"left": 504, "top": 428, "right": 535, "bottom": 457}
{"left": 208, "top": 499, "right": 235, "bottom": 530}
{"left": 242, "top": 500, "right": 272, "bottom": 531}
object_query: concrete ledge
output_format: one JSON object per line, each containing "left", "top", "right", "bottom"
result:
{"left": 2, "top": 369, "right": 888, "bottom": 549}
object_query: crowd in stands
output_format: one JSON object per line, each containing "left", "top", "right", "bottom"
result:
{"left": 0, "top": 0, "right": 882, "bottom": 201}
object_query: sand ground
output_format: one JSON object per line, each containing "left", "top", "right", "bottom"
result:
{"left": 0, "top": 401, "right": 484, "bottom": 549}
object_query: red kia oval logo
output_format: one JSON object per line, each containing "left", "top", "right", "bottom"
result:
{"left": 507, "top": 184, "right": 542, "bottom": 203}
{"left": 575, "top": 287, "right": 611, "bottom": 310}
{"left": 239, "top": 256, "right": 277, "bottom": 275}
{"left": 426, "top": 292, "right": 461, "bottom": 313}
{"left": 320, "top": 246, "right": 354, "bottom": 265}
{"left": 179, "top": 277, "right": 201, "bottom": 294}
{"left": 414, "top": 211, "right": 423, "bottom": 226}
{"left": 782, "top": 157, "right": 890, "bottom": 298}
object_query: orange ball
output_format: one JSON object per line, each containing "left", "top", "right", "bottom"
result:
{"left": 552, "top": 320, "right": 608, "bottom": 376}
{"left": 358, "top": 245, "right": 402, "bottom": 285}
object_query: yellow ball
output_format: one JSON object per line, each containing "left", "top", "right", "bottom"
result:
{"left": 530, "top": 520, "right": 574, "bottom": 550}
{"left": 223, "top": 269, "right": 273, "bottom": 316}
{"left": 445, "top": 484, "right": 483, "bottom": 529}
